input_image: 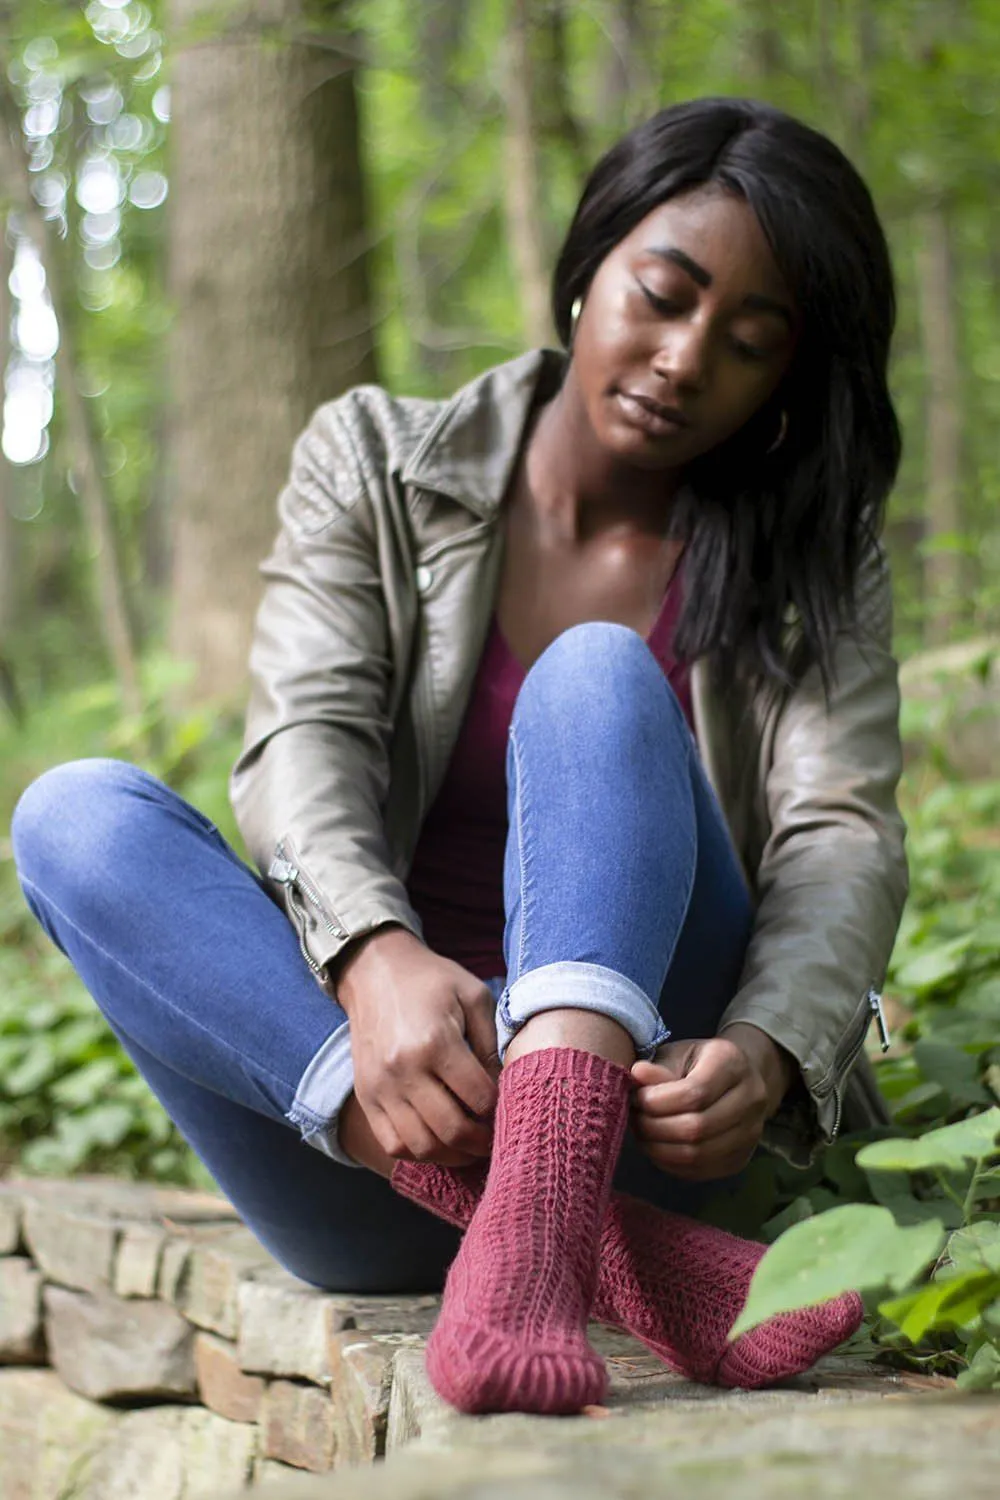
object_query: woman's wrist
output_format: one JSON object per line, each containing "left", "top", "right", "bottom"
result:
{"left": 330, "top": 923, "right": 422, "bottom": 1009}
{"left": 718, "top": 1022, "right": 796, "bottom": 1116}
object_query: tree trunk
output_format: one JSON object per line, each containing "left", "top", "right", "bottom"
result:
{"left": 166, "top": 0, "right": 378, "bottom": 702}
{"left": 915, "top": 202, "right": 963, "bottom": 644}
{"left": 501, "top": 0, "right": 553, "bottom": 349}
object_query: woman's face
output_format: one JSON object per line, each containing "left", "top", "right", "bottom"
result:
{"left": 569, "top": 185, "right": 801, "bottom": 470}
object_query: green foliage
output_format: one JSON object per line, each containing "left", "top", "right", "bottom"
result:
{"left": 0, "top": 653, "right": 242, "bottom": 1185}
{"left": 732, "top": 1110, "right": 1000, "bottom": 1386}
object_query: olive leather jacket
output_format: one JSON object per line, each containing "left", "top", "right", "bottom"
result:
{"left": 231, "top": 349, "right": 908, "bottom": 1168}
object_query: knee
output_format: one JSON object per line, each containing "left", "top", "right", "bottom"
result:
{"left": 516, "top": 622, "right": 682, "bottom": 734}
{"left": 11, "top": 759, "right": 144, "bottom": 894}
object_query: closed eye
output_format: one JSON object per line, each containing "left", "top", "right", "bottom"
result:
{"left": 638, "top": 282, "right": 680, "bottom": 316}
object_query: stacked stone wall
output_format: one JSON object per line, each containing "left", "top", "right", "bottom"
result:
{"left": 0, "top": 1175, "right": 441, "bottom": 1496}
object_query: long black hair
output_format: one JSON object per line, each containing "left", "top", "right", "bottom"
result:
{"left": 552, "top": 97, "right": 902, "bottom": 690}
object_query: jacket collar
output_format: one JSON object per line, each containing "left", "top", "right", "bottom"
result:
{"left": 400, "top": 348, "right": 566, "bottom": 518}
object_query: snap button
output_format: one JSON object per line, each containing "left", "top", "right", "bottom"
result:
{"left": 415, "top": 565, "right": 433, "bottom": 594}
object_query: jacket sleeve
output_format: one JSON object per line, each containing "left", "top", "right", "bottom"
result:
{"left": 717, "top": 544, "right": 909, "bottom": 1165}
{"left": 229, "top": 401, "right": 423, "bottom": 984}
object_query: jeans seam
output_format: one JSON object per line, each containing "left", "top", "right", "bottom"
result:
{"left": 18, "top": 874, "right": 308, "bottom": 1106}
{"left": 509, "top": 724, "right": 531, "bottom": 984}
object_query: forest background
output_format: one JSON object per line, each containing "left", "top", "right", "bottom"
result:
{"left": 0, "top": 0, "right": 997, "bottom": 1365}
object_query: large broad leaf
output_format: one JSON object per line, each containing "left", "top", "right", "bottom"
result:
{"left": 729, "top": 1204, "right": 946, "bottom": 1338}
{"left": 957, "top": 1342, "right": 1000, "bottom": 1392}
{"left": 879, "top": 1269, "right": 1000, "bottom": 1342}
{"left": 946, "top": 1223, "right": 1000, "bottom": 1274}
{"left": 893, "top": 935, "right": 974, "bottom": 993}
{"left": 911, "top": 1040, "right": 990, "bottom": 1106}
{"left": 856, "top": 1108, "right": 1000, "bottom": 1174}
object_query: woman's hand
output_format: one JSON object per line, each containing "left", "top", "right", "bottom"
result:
{"left": 335, "top": 926, "right": 500, "bottom": 1166}
{"left": 629, "top": 1024, "right": 794, "bottom": 1181}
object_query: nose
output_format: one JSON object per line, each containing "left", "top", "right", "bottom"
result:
{"left": 650, "top": 321, "right": 712, "bottom": 395}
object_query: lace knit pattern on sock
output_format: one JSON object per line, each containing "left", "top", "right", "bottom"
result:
{"left": 397, "top": 1169, "right": 863, "bottom": 1390}
{"left": 424, "top": 1047, "right": 630, "bottom": 1415}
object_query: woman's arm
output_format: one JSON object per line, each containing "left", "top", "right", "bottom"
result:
{"left": 717, "top": 542, "right": 909, "bottom": 1163}
{"left": 231, "top": 399, "right": 421, "bottom": 978}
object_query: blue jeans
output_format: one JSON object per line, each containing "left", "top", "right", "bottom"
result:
{"left": 12, "top": 624, "right": 754, "bottom": 1292}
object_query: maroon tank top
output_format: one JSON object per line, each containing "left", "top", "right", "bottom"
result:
{"left": 407, "top": 577, "right": 693, "bottom": 980}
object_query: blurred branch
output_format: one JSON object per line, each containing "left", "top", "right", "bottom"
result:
{"left": 0, "top": 72, "right": 143, "bottom": 719}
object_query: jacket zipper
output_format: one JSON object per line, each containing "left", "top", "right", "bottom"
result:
{"left": 268, "top": 842, "right": 347, "bottom": 977}
{"left": 829, "top": 988, "right": 891, "bottom": 1137}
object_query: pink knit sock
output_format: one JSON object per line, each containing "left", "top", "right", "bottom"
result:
{"left": 423, "top": 1047, "right": 630, "bottom": 1415}
{"left": 395, "top": 1163, "right": 863, "bottom": 1391}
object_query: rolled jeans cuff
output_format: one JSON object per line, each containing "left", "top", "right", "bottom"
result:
{"left": 285, "top": 1020, "right": 361, "bottom": 1168}
{"left": 496, "top": 961, "right": 671, "bottom": 1061}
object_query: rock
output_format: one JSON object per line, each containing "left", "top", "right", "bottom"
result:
{"left": 0, "top": 1368, "right": 117, "bottom": 1500}
{"left": 0, "top": 1259, "right": 45, "bottom": 1364}
{"left": 72, "top": 1403, "right": 257, "bottom": 1500}
{"left": 236, "top": 1389, "right": 1000, "bottom": 1500}
{"left": 114, "top": 1221, "right": 168, "bottom": 1298}
{"left": 0, "top": 1187, "right": 21, "bottom": 1254}
{"left": 384, "top": 1346, "right": 462, "bottom": 1452}
{"left": 157, "top": 1222, "right": 275, "bottom": 1338}
{"left": 261, "top": 1379, "right": 338, "bottom": 1472}
{"left": 334, "top": 1294, "right": 440, "bottom": 1338}
{"left": 237, "top": 1269, "right": 354, "bottom": 1384}
{"left": 195, "top": 1331, "right": 266, "bottom": 1424}
{"left": 253, "top": 1458, "right": 329, "bottom": 1493}
{"left": 330, "top": 1330, "right": 423, "bottom": 1464}
{"left": 43, "top": 1284, "right": 197, "bottom": 1402}
{"left": 10, "top": 1178, "right": 241, "bottom": 1299}
{"left": 21, "top": 1198, "right": 119, "bottom": 1293}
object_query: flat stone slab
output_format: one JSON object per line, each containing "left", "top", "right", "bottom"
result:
{"left": 0, "top": 1369, "right": 116, "bottom": 1500}
{"left": 73, "top": 1403, "right": 257, "bottom": 1500}
{"left": 0, "top": 1258, "right": 45, "bottom": 1364}
{"left": 43, "top": 1284, "right": 196, "bottom": 1402}
{"left": 8, "top": 1176, "right": 238, "bottom": 1297}
{"left": 248, "top": 1386, "right": 1000, "bottom": 1500}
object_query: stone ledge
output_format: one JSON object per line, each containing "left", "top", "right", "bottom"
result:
{"left": 0, "top": 1175, "right": 965, "bottom": 1499}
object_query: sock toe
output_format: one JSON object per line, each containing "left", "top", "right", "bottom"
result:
{"left": 426, "top": 1322, "right": 608, "bottom": 1415}
{"left": 716, "top": 1290, "right": 865, "bottom": 1389}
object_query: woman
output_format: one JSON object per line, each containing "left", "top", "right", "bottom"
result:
{"left": 12, "top": 98, "right": 907, "bottom": 1417}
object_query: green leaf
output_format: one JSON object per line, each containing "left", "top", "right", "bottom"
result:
{"left": 911, "top": 1040, "right": 990, "bottom": 1105}
{"left": 729, "top": 1205, "right": 947, "bottom": 1338}
{"left": 946, "top": 1223, "right": 1000, "bottom": 1274}
{"left": 856, "top": 1108, "right": 1000, "bottom": 1173}
{"left": 879, "top": 1269, "right": 1000, "bottom": 1341}
{"left": 956, "top": 1342, "right": 1000, "bottom": 1391}
{"left": 894, "top": 935, "right": 974, "bottom": 993}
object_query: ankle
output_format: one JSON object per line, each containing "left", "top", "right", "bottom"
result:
{"left": 504, "top": 1011, "right": 636, "bottom": 1069}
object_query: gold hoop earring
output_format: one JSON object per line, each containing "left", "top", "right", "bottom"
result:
{"left": 569, "top": 295, "right": 583, "bottom": 346}
{"left": 766, "top": 409, "right": 788, "bottom": 455}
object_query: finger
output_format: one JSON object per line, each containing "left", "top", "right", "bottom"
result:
{"left": 632, "top": 1045, "right": 746, "bottom": 1117}
{"left": 631, "top": 1045, "right": 697, "bottom": 1086}
{"left": 459, "top": 986, "right": 503, "bottom": 1083}
{"left": 437, "top": 1029, "right": 499, "bottom": 1120}
{"left": 631, "top": 1086, "right": 753, "bottom": 1145}
{"left": 641, "top": 1122, "right": 760, "bottom": 1177}
{"left": 407, "top": 1077, "right": 494, "bottom": 1158}
{"left": 387, "top": 1098, "right": 456, "bottom": 1162}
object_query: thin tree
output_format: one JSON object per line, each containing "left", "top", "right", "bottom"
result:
{"left": 167, "top": 0, "right": 378, "bottom": 701}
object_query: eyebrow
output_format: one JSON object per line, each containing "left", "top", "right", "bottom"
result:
{"left": 647, "top": 247, "right": 795, "bottom": 329}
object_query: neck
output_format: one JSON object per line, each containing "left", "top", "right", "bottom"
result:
{"left": 524, "top": 364, "right": 683, "bottom": 542}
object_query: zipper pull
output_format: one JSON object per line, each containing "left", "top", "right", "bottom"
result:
{"left": 869, "top": 989, "right": 891, "bottom": 1052}
{"left": 268, "top": 855, "right": 297, "bottom": 884}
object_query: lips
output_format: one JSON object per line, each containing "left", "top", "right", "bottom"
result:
{"left": 618, "top": 390, "right": 692, "bottom": 428}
